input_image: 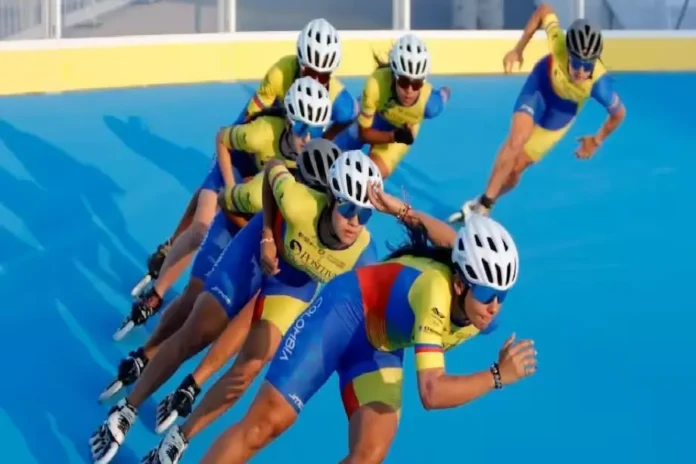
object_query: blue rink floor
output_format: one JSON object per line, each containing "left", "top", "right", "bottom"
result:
{"left": 0, "top": 73, "right": 694, "bottom": 464}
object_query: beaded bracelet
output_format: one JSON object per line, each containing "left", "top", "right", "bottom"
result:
{"left": 396, "top": 204, "right": 412, "bottom": 222}
{"left": 490, "top": 362, "right": 503, "bottom": 389}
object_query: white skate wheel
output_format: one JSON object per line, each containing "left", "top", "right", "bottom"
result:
{"left": 112, "top": 319, "right": 135, "bottom": 342}
{"left": 130, "top": 275, "right": 152, "bottom": 298}
{"left": 98, "top": 380, "right": 124, "bottom": 403}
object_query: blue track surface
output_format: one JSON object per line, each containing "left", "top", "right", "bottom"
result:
{"left": 0, "top": 73, "right": 694, "bottom": 463}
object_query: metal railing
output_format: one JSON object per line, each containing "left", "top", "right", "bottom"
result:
{"left": 1, "top": 0, "right": 694, "bottom": 40}
{"left": 0, "top": 0, "right": 135, "bottom": 39}
{"left": 0, "top": 0, "right": 46, "bottom": 38}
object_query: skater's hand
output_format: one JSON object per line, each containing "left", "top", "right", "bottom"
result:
{"left": 503, "top": 48, "right": 523, "bottom": 74}
{"left": 367, "top": 181, "right": 404, "bottom": 216}
{"left": 575, "top": 135, "right": 601, "bottom": 159}
{"left": 260, "top": 231, "right": 280, "bottom": 276}
{"left": 439, "top": 86, "right": 452, "bottom": 103}
{"left": 497, "top": 333, "right": 537, "bottom": 386}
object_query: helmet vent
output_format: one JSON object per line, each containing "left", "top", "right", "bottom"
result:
{"left": 495, "top": 264, "right": 503, "bottom": 286}
{"left": 487, "top": 237, "right": 498, "bottom": 252}
{"left": 354, "top": 178, "right": 363, "bottom": 203}
{"left": 482, "top": 260, "right": 493, "bottom": 283}
{"left": 344, "top": 174, "right": 354, "bottom": 198}
{"left": 465, "top": 265, "right": 477, "bottom": 281}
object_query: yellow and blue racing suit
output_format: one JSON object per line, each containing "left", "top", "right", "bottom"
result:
{"left": 233, "top": 55, "right": 358, "bottom": 126}
{"left": 265, "top": 255, "right": 479, "bottom": 418}
{"left": 191, "top": 114, "right": 296, "bottom": 281}
{"left": 517, "top": 13, "right": 624, "bottom": 161}
{"left": 202, "top": 162, "right": 378, "bottom": 335}
{"left": 333, "top": 67, "right": 448, "bottom": 176}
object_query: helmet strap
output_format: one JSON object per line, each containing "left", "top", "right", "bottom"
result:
{"left": 295, "top": 168, "right": 307, "bottom": 185}
{"left": 317, "top": 200, "right": 346, "bottom": 251}
{"left": 450, "top": 271, "right": 473, "bottom": 327}
{"left": 280, "top": 129, "right": 298, "bottom": 161}
{"left": 452, "top": 287, "right": 472, "bottom": 328}
{"left": 298, "top": 64, "right": 331, "bottom": 90}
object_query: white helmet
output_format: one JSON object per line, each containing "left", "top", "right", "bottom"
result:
{"left": 284, "top": 76, "right": 332, "bottom": 127}
{"left": 390, "top": 33, "right": 431, "bottom": 80}
{"left": 329, "top": 150, "right": 382, "bottom": 208}
{"left": 451, "top": 214, "right": 519, "bottom": 291}
{"left": 298, "top": 139, "right": 341, "bottom": 190}
{"left": 297, "top": 18, "right": 342, "bottom": 74}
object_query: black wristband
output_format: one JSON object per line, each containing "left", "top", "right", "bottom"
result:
{"left": 479, "top": 194, "right": 495, "bottom": 209}
{"left": 393, "top": 127, "right": 414, "bottom": 145}
{"left": 490, "top": 363, "right": 503, "bottom": 389}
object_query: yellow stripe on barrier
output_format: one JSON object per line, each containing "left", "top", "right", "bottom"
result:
{"left": 1, "top": 33, "right": 695, "bottom": 96}
{"left": 603, "top": 38, "right": 696, "bottom": 71}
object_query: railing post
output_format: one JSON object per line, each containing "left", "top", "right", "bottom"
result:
{"left": 576, "top": 0, "right": 586, "bottom": 18}
{"left": 43, "top": 0, "right": 51, "bottom": 38}
{"left": 218, "top": 0, "right": 225, "bottom": 32}
{"left": 54, "top": 0, "right": 63, "bottom": 38}
{"left": 392, "top": 0, "right": 410, "bottom": 30}
{"left": 228, "top": 0, "right": 236, "bottom": 32}
{"left": 403, "top": 0, "right": 411, "bottom": 30}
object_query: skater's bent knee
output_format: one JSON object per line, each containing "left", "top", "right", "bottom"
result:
{"left": 224, "top": 359, "right": 266, "bottom": 396}
{"left": 506, "top": 134, "right": 527, "bottom": 154}
{"left": 242, "top": 411, "right": 292, "bottom": 451}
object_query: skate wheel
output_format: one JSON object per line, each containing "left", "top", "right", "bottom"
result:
{"left": 447, "top": 211, "right": 464, "bottom": 224}
{"left": 91, "top": 439, "right": 119, "bottom": 464}
{"left": 155, "top": 410, "right": 179, "bottom": 435}
{"left": 130, "top": 275, "right": 152, "bottom": 298}
{"left": 98, "top": 380, "right": 124, "bottom": 403}
{"left": 112, "top": 319, "right": 135, "bottom": 342}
